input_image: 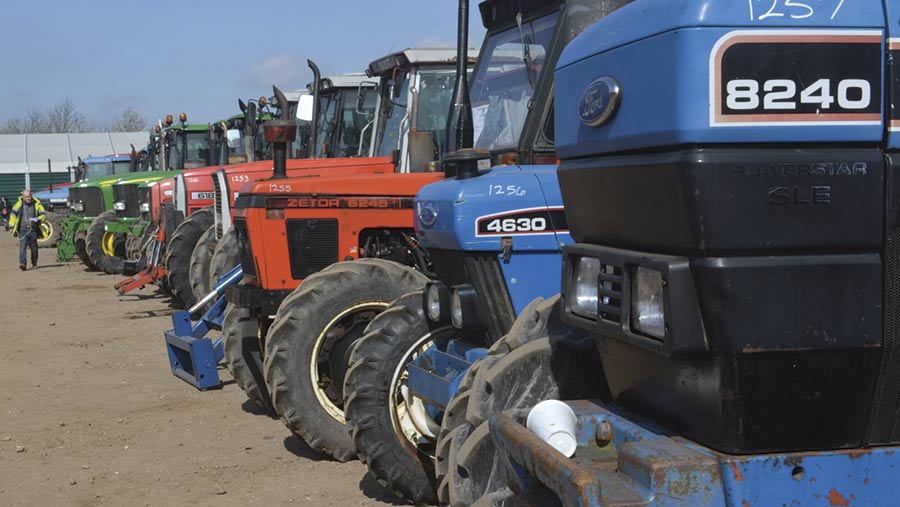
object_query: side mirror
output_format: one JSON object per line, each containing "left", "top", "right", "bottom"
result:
{"left": 297, "top": 95, "right": 314, "bottom": 122}
{"left": 391, "top": 69, "right": 407, "bottom": 100}
{"left": 226, "top": 129, "right": 242, "bottom": 149}
{"left": 356, "top": 82, "right": 378, "bottom": 115}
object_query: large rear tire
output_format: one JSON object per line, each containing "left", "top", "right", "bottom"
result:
{"left": 164, "top": 207, "right": 213, "bottom": 309}
{"left": 222, "top": 304, "right": 273, "bottom": 411}
{"left": 345, "top": 291, "right": 456, "bottom": 505}
{"left": 188, "top": 225, "right": 217, "bottom": 310}
{"left": 264, "top": 259, "right": 428, "bottom": 462}
{"left": 85, "top": 210, "right": 126, "bottom": 274}
{"left": 436, "top": 295, "right": 608, "bottom": 506}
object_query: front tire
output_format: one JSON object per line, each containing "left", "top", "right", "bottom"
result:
{"left": 209, "top": 228, "right": 240, "bottom": 290}
{"left": 85, "top": 210, "right": 126, "bottom": 274}
{"left": 165, "top": 207, "right": 213, "bottom": 308}
{"left": 222, "top": 304, "right": 272, "bottom": 411}
{"left": 436, "top": 295, "right": 608, "bottom": 506}
{"left": 345, "top": 292, "right": 455, "bottom": 504}
{"left": 37, "top": 212, "right": 63, "bottom": 248}
{"left": 264, "top": 259, "right": 428, "bottom": 462}
{"left": 188, "top": 225, "right": 218, "bottom": 311}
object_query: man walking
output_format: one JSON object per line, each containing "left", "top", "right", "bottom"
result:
{"left": 9, "top": 189, "right": 45, "bottom": 270}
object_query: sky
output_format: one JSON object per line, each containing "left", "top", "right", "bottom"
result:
{"left": 0, "top": 0, "right": 486, "bottom": 130}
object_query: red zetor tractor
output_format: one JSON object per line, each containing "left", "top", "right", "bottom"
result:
{"left": 224, "top": 47, "right": 474, "bottom": 460}
{"left": 188, "top": 72, "right": 382, "bottom": 306}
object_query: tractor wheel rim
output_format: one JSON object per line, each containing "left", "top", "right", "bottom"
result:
{"left": 102, "top": 232, "right": 117, "bottom": 256}
{"left": 388, "top": 326, "right": 454, "bottom": 455}
{"left": 310, "top": 301, "right": 388, "bottom": 423}
{"left": 37, "top": 221, "right": 52, "bottom": 243}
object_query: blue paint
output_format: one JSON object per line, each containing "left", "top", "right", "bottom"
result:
{"left": 493, "top": 400, "right": 900, "bottom": 506}
{"left": 164, "top": 265, "right": 241, "bottom": 390}
{"left": 555, "top": 0, "right": 889, "bottom": 159}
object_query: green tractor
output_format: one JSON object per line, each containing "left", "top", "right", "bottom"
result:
{"left": 57, "top": 114, "right": 213, "bottom": 270}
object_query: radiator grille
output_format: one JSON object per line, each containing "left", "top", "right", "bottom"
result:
{"left": 70, "top": 187, "right": 104, "bottom": 217}
{"left": 286, "top": 218, "right": 338, "bottom": 280}
{"left": 865, "top": 223, "right": 900, "bottom": 444}
{"left": 233, "top": 217, "right": 256, "bottom": 277}
{"left": 212, "top": 175, "right": 223, "bottom": 239}
{"left": 429, "top": 249, "right": 516, "bottom": 343}
{"left": 598, "top": 263, "right": 623, "bottom": 325}
{"left": 113, "top": 183, "right": 141, "bottom": 218}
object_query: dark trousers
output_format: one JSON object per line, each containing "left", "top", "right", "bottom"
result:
{"left": 19, "top": 229, "right": 37, "bottom": 266}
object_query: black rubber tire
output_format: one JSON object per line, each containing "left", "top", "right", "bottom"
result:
{"left": 222, "top": 304, "right": 273, "bottom": 411}
{"left": 188, "top": 225, "right": 218, "bottom": 311}
{"left": 85, "top": 210, "right": 126, "bottom": 274}
{"left": 164, "top": 207, "right": 213, "bottom": 309}
{"left": 74, "top": 233, "right": 97, "bottom": 271}
{"left": 436, "top": 295, "right": 609, "bottom": 506}
{"left": 209, "top": 228, "right": 240, "bottom": 290}
{"left": 124, "top": 218, "right": 149, "bottom": 264}
{"left": 345, "top": 291, "right": 455, "bottom": 505}
{"left": 264, "top": 259, "right": 428, "bottom": 462}
{"left": 37, "top": 212, "right": 63, "bottom": 248}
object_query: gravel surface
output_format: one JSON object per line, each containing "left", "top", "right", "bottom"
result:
{"left": 0, "top": 237, "right": 404, "bottom": 506}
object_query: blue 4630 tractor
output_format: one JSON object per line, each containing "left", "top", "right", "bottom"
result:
{"left": 342, "top": 0, "right": 622, "bottom": 504}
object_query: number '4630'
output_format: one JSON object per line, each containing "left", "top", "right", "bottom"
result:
{"left": 485, "top": 217, "right": 547, "bottom": 233}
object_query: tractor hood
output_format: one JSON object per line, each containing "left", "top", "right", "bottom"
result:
{"left": 414, "top": 165, "right": 572, "bottom": 252}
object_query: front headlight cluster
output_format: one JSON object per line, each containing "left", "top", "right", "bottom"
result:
{"left": 113, "top": 201, "right": 126, "bottom": 211}
{"left": 568, "top": 255, "right": 666, "bottom": 340}
{"left": 140, "top": 202, "right": 151, "bottom": 213}
{"left": 423, "top": 281, "right": 481, "bottom": 330}
{"left": 71, "top": 201, "right": 84, "bottom": 212}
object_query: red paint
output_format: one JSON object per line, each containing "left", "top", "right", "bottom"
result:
{"left": 827, "top": 489, "right": 850, "bottom": 506}
{"left": 730, "top": 463, "right": 744, "bottom": 482}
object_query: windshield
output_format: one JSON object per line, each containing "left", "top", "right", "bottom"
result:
{"left": 84, "top": 162, "right": 112, "bottom": 180}
{"left": 334, "top": 87, "right": 378, "bottom": 158}
{"left": 169, "top": 131, "right": 211, "bottom": 168}
{"left": 314, "top": 92, "right": 339, "bottom": 158}
{"left": 416, "top": 69, "right": 456, "bottom": 159}
{"left": 373, "top": 74, "right": 410, "bottom": 158}
{"left": 470, "top": 11, "right": 559, "bottom": 151}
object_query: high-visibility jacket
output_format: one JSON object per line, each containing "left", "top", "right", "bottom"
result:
{"left": 9, "top": 196, "right": 46, "bottom": 237}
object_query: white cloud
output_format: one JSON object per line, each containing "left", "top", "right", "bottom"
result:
{"left": 241, "top": 54, "right": 311, "bottom": 90}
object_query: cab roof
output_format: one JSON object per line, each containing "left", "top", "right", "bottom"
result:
{"left": 82, "top": 154, "right": 131, "bottom": 164}
{"left": 367, "top": 48, "right": 478, "bottom": 77}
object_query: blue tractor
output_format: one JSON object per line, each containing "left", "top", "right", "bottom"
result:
{"left": 436, "top": 0, "right": 900, "bottom": 506}
{"left": 342, "top": 0, "right": 623, "bottom": 503}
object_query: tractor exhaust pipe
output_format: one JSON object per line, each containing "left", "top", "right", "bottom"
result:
{"left": 264, "top": 86, "right": 297, "bottom": 180}
{"left": 308, "top": 59, "right": 322, "bottom": 159}
{"left": 443, "top": 0, "right": 483, "bottom": 180}
{"left": 47, "top": 159, "right": 52, "bottom": 191}
{"left": 446, "top": 0, "right": 473, "bottom": 154}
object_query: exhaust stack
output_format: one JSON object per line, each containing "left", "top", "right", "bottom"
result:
{"left": 443, "top": 0, "right": 484, "bottom": 180}
{"left": 307, "top": 59, "right": 322, "bottom": 159}
{"left": 263, "top": 86, "right": 297, "bottom": 180}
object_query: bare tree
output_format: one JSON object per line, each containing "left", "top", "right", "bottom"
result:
{"left": 109, "top": 107, "right": 147, "bottom": 132}
{"left": 0, "top": 99, "right": 94, "bottom": 134}
{"left": 45, "top": 99, "right": 93, "bottom": 133}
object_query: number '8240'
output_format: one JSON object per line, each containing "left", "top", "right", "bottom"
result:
{"left": 726, "top": 78, "right": 871, "bottom": 111}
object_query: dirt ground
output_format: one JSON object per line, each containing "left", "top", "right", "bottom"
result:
{"left": 0, "top": 237, "right": 403, "bottom": 507}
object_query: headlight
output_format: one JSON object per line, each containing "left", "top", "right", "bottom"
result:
{"left": 72, "top": 202, "right": 84, "bottom": 212}
{"left": 423, "top": 281, "right": 450, "bottom": 323}
{"left": 631, "top": 267, "right": 665, "bottom": 339}
{"left": 571, "top": 257, "right": 600, "bottom": 318}
{"left": 113, "top": 201, "right": 126, "bottom": 211}
{"left": 450, "top": 285, "right": 480, "bottom": 329}
{"left": 140, "top": 202, "right": 150, "bottom": 213}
